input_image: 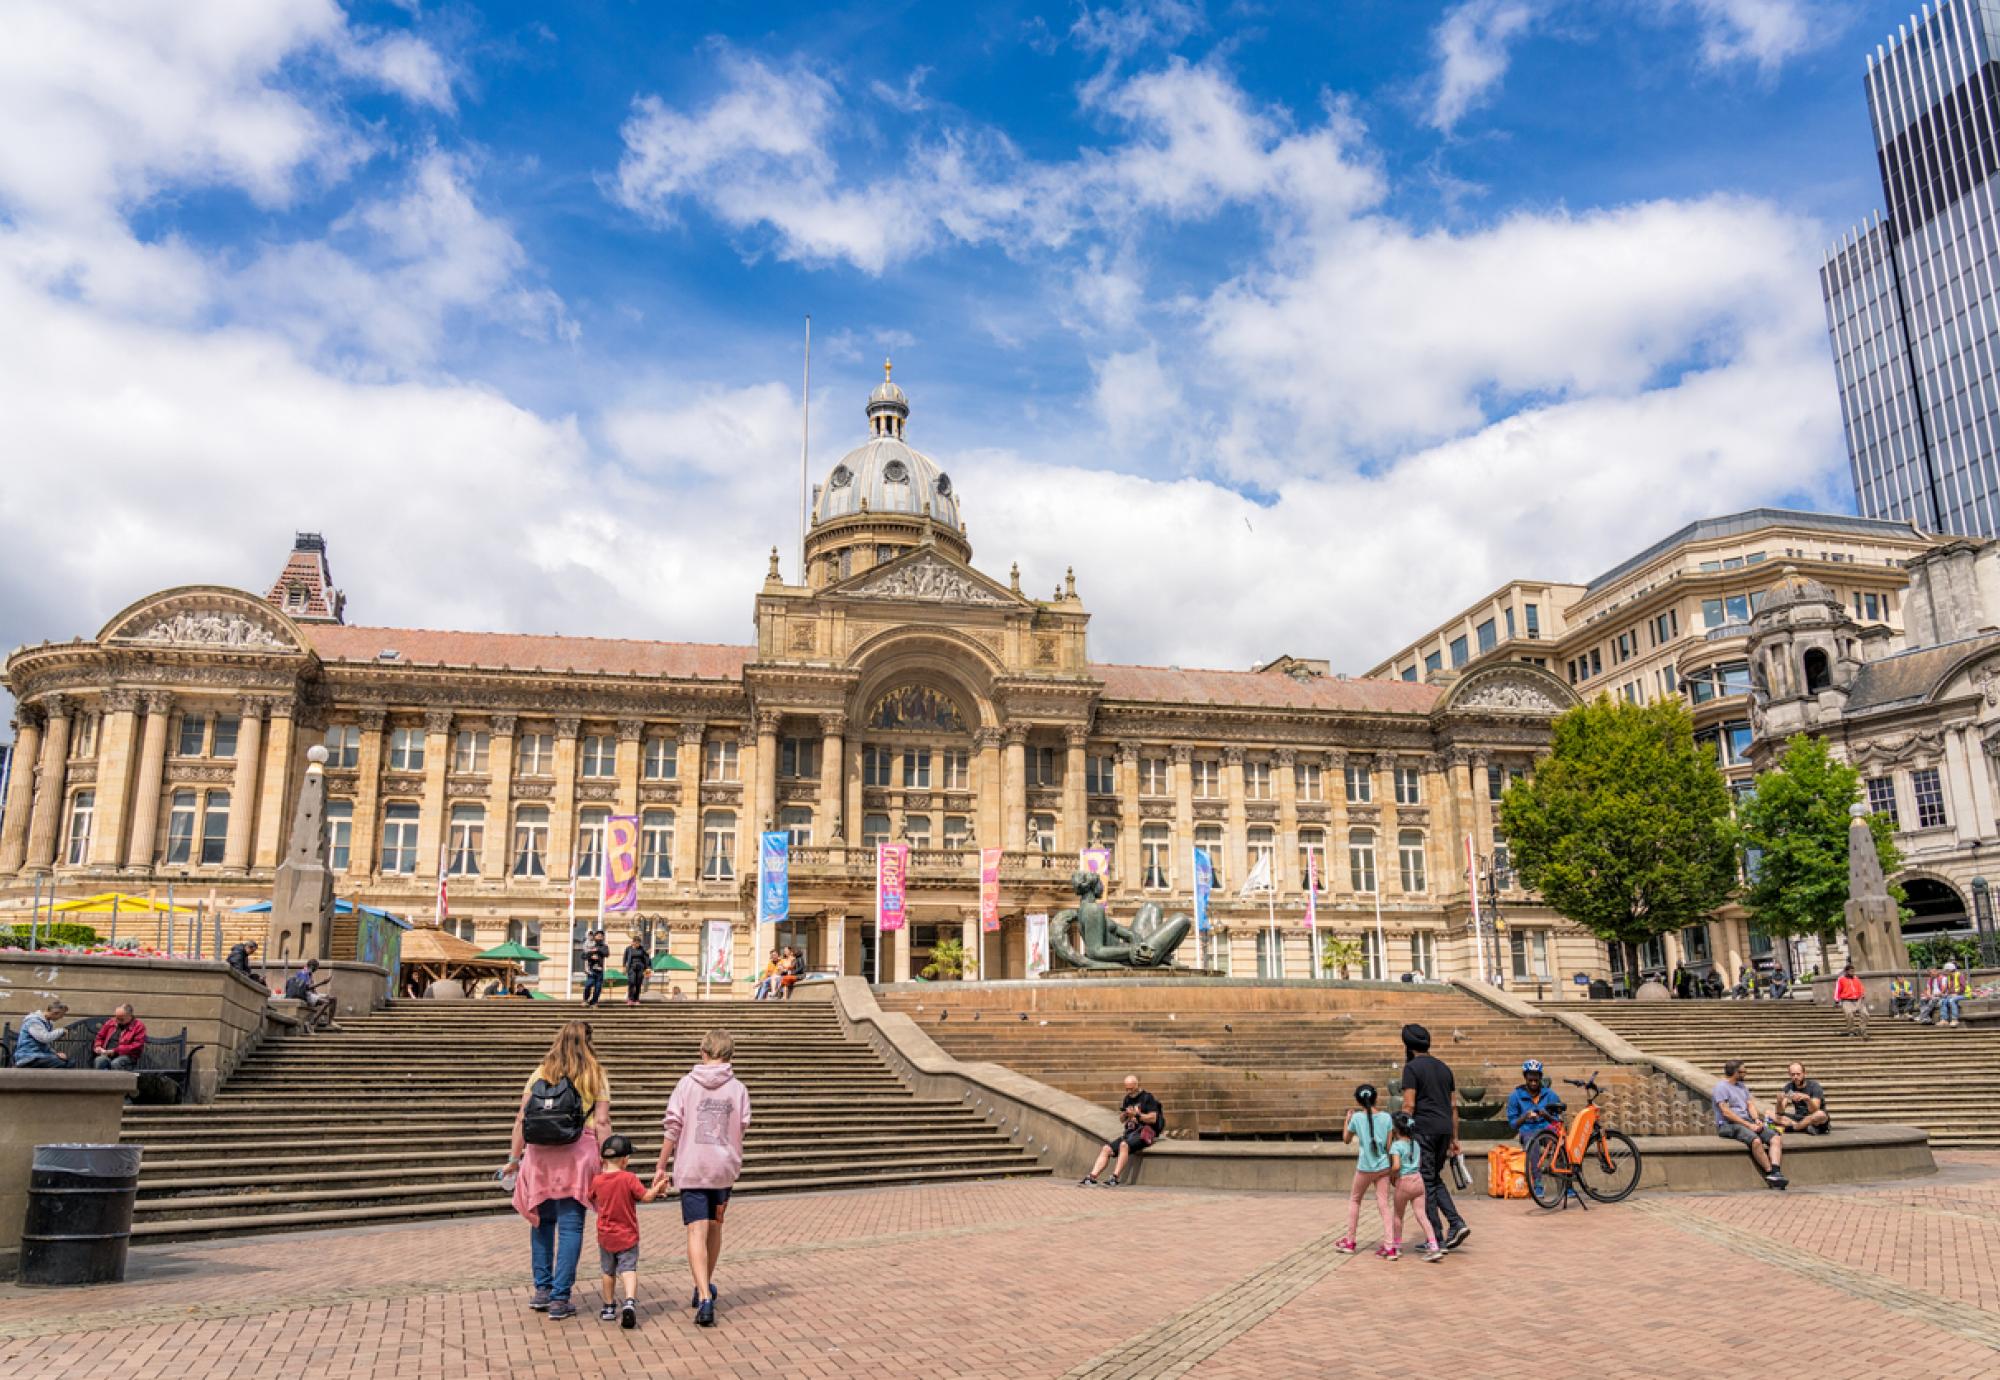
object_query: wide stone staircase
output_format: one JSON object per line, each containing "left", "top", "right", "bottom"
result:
{"left": 119, "top": 1000, "right": 1043, "bottom": 1243}
{"left": 1564, "top": 1000, "right": 2000, "bottom": 1149}
{"left": 878, "top": 983, "right": 1713, "bottom": 1141}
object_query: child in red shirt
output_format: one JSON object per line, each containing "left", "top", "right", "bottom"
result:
{"left": 588, "top": 1133, "right": 662, "bottom": 1328}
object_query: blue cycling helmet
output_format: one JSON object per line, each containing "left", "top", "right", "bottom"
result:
{"left": 1522, "top": 1059, "right": 1544, "bottom": 1075}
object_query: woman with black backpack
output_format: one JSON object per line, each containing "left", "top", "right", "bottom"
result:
{"left": 505, "top": 1020, "right": 612, "bottom": 1320}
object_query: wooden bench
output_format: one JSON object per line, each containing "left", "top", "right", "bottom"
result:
{"left": 2, "top": 1016, "right": 202, "bottom": 1103}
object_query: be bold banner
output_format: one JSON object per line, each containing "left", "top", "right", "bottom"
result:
{"left": 877, "top": 842, "right": 909, "bottom": 933}
{"left": 1026, "top": 913, "right": 1050, "bottom": 976}
{"left": 979, "top": 846, "right": 1003, "bottom": 933}
{"left": 1193, "top": 847, "right": 1214, "bottom": 934}
{"left": 758, "top": 832, "right": 790, "bottom": 926}
{"left": 1305, "top": 849, "right": 1318, "bottom": 929}
{"left": 601, "top": 814, "right": 640, "bottom": 914}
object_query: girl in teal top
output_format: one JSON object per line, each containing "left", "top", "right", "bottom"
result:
{"left": 1340, "top": 1084, "right": 1398, "bottom": 1256}
{"left": 1389, "top": 1110, "right": 1443, "bottom": 1261}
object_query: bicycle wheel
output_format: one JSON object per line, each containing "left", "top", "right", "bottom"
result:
{"left": 1524, "top": 1130, "right": 1568, "bottom": 1210}
{"left": 1577, "top": 1128, "right": 1642, "bottom": 1203}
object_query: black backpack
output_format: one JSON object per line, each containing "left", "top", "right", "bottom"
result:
{"left": 522, "top": 1077, "right": 584, "bottom": 1145}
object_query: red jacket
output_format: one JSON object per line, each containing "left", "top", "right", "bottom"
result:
{"left": 1833, "top": 975, "right": 1865, "bottom": 1002}
{"left": 93, "top": 1017, "right": 147, "bottom": 1060}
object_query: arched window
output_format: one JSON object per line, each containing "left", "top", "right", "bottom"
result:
{"left": 1802, "top": 647, "right": 1831, "bottom": 693}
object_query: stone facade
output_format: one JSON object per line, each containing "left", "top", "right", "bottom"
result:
{"left": 1, "top": 377, "right": 1596, "bottom": 994}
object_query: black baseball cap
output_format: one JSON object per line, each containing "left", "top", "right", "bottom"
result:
{"left": 601, "top": 1134, "right": 634, "bottom": 1159}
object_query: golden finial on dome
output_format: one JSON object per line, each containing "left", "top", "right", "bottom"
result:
{"left": 884, "top": 357, "right": 893, "bottom": 382}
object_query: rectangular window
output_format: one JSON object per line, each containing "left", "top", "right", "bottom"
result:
{"left": 941, "top": 748, "right": 969, "bottom": 789}
{"left": 1424, "top": 650, "right": 1443, "bottom": 675}
{"left": 1190, "top": 758, "right": 1221, "bottom": 798}
{"left": 1493, "top": 825, "right": 1510, "bottom": 878}
{"left": 1029, "top": 813, "right": 1056, "bottom": 853}
{"left": 780, "top": 737, "right": 820, "bottom": 779}
{"left": 942, "top": 815, "right": 970, "bottom": 848}
{"left": 1504, "top": 607, "right": 1516, "bottom": 640}
{"left": 1344, "top": 763, "right": 1372, "bottom": 804}
{"left": 1296, "top": 761, "right": 1323, "bottom": 802}
{"left": 1402, "top": 666, "right": 1418, "bottom": 681}
{"left": 703, "top": 739, "right": 739, "bottom": 782}
{"left": 1912, "top": 767, "right": 1948, "bottom": 829}
{"left": 1724, "top": 594, "right": 1750, "bottom": 623}
{"left": 1139, "top": 756, "right": 1171, "bottom": 795}
{"left": 1299, "top": 828, "right": 1326, "bottom": 890}
{"left": 1359, "top": 929, "right": 1385, "bottom": 981}
{"left": 1028, "top": 746, "right": 1058, "bottom": 788}
{"left": 453, "top": 731, "right": 490, "bottom": 774}
{"left": 1681, "top": 924, "right": 1711, "bottom": 965}
{"left": 1866, "top": 775, "right": 1899, "bottom": 826}
{"left": 1476, "top": 618, "right": 1497, "bottom": 653}
{"left": 779, "top": 806, "right": 812, "bottom": 847}
{"left": 1085, "top": 754, "right": 1116, "bottom": 795}
{"left": 901, "top": 814, "right": 930, "bottom": 848}
{"left": 1488, "top": 765, "right": 1506, "bottom": 801}
{"left": 1394, "top": 764, "right": 1422, "bottom": 805}
{"left": 509, "top": 919, "right": 543, "bottom": 979}
{"left": 863, "top": 813, "right": 891, "bottom": 847}
{"left": 1142, "top": 824, "right": 1170, "bottom": 889}
{"left": 702, "top": 811, "right": 736, "bottom": 880}
{"left": 388, "top": 727, "right": 425, "bottom": 772}
{"left": 64, "top": 790, "right": 94, "bottom": 866}
{"left": 575, "top": 808, "right": 609, "bottom": 879}
{"left": 1348, "top": 828, "right": 1377, "bottom": 893}
{"left": 1408, "top": 931, "right": 1437, "bottom": 980}
{"left": 516, "top": 733, "right": 554, "bottom": 776}
{"left": 1510, "top": 930, "right": 1551, "bottom": 982}
{"left": 902, "top": 747, "right": 932, "bottom": 789}
{"left": 1256, "top": 928, "right": 1286, "bottom": 980}
{"left": 1243, "top": 759, "right": 1272, "bottom": 800}
{"left": 1195, "top": 823, "right": 1225, "bottom": 888}
{"left": 512, "top": 806, "right": 549, "bottom": 878}
{"left": 1524, "top": 604, "right": 1540, "bottom": 638}
{"left": 323, "top": 724, "right": 360, "bottom": 768}
{"left": 1663, "top": 665, "right": 1678, "bottom": 694}
{"left": 1248, "top": 825, "right": 1275, "bottom": 883}
{"left": 448, "top": 804, "right": 483, "bottom": 876}
{"left": 327, "top": 800, "right": 352, "bottom": 871}
{"left": 200, "top": 790, "right": 231, "bottom": 865}
{"left": 70, "top": 714, "right": 96, "bottom": 759}
{"left": 580, "top": 735, "right": 616, "bottom": 779}
{"left": 641, "top": 810, "right": 674, "bottom": 879}
{"left": 863, "top": 745, "right": 893, "bottom": 788}
{"left": 1398, "top": 829, "right": 1427, "bottom": 892}
{"left": 1723, "top": 721, "right": 1754, "bottom": 765}
{"left": 643, "top": 736, "right": 676, "bottom": 780}
{"left": 1702, "top": 598, "right": 1725, "bottom": 629}
{"left": 165, "top": 789, "right": 197, "bottom": 864}
{"left": 1450, "top": 635, "right": 1469, "bottom": 667}
{"left": 177, "top": 715, "right": 207, "bottom": 757}
{"left": 1589, "top": 648, "right": 1602, "bottom": 675}
{"left": 379, "top": 802, "right": 418, "bottom": 873}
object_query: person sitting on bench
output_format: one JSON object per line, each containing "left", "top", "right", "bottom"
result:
{"left": 14, "top": 1001, "right": 73, "bottom": 1068}
{"left": 1773, "top": 1062, "right": 1829, "bottom": 1136}
{"left": 92, "top": 1004, "right": 148, "bottom": 1070}
{"left": 284, "top": 959, "right": 338, "bottom": 1031}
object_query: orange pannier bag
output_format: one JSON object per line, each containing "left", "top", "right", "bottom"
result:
{"left": 1487, "top": 1145, "right": 1529, "bottom": 1199}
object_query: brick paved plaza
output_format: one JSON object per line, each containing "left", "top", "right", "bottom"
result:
{"left": 3, "top": 1155, "right": 1998, "bottom": 1379}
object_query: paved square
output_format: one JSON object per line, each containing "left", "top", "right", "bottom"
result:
{"left": 2, "top": 1155, "right": 1997, "bottom": 1379}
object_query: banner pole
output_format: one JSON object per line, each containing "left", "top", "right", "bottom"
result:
{"left": 1374, "top": 878, "right": 1388, "bottom": 983}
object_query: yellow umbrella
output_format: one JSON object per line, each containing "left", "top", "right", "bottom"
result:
{"left": 49, "top": 893, "right": 197, "bottom": 914}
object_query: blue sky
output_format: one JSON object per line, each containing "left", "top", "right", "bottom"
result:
{"left": 0, "top": 1, "right": 1929, "bottom": 689}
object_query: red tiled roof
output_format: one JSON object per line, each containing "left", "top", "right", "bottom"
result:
{"left": 1093, "top": 663, "right": 1440, "bottom": 714}
{"left": 267, "top": 550, "right": 339, "bottom": 622}
{"left": 302, "top": 625, "right": 755, "bottom": 680}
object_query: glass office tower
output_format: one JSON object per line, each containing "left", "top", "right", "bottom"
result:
{"left": 1822, "top": 0, "right": 2000, "bottom": 536}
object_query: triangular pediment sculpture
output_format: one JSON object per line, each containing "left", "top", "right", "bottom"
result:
{"left": 834, "top": 550, "right": 1014, "bottom": 607}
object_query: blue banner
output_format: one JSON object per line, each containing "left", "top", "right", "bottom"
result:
{"left": 758, "top": 831, "right": 789, "bottom": 926}
{"left": 1193, "top": 847, "right": 1213, "bottom": 934}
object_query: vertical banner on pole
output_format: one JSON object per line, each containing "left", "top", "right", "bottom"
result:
{"left": 602, "top": 815, "right": 640, "bottom": 914}
{"left": 979, "top": 847, "right": 1002, "bottom": 933}
{"left": 1193, "top": 848, "right": 1214, "bottom": 933}
{"left": 1026, "top": 913, "right": 1050, "bottom": 976}
{"left": 877, "top": 843, "right": 909, "bottom": 933}
{"left": 1306, "top": 850, "right": 1320, "bottom": 977}
{"left": 759, "top": 832, "right": 790, "bottom": 926}
{"left": 1078, "top": 847, "right": 1111, "bottom": 882}
{"left": 703, "top": 920, "right": 735, "bottom": 988}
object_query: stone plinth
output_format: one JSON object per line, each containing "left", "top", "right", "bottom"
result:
{"left": 0, "top": 1069, "right": 136, "bottom": 1277}
{"left": 1041, "top": 966, "right": 1227, "bottom": 981}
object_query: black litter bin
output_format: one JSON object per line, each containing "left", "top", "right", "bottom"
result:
{"left": 18, "top": 1143, "right": 144, "bottom": 1286}
{"left": 1588, "top": 979, "right": 1613, "bottom": 1000}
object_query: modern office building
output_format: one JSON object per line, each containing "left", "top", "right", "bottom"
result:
{"left": 1821, "top": 0, "right": 2000, "bottom": 537}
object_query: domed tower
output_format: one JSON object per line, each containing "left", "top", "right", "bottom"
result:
{"left": 804, "top": 362, "right": 971, "bottom": 588}
{"left": 1747, "top": 567, "right": 1862, "bottom": 752}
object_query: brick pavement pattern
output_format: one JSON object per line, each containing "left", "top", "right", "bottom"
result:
{"left": 2, "top": 1156, "right": 1998, "bottom": 1378}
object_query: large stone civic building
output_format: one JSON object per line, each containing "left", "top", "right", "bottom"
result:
{"left": 1, "top": 371, "right": 1589, "bottom": 993}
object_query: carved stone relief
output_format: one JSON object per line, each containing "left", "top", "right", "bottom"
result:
{"left": 119, "top": 609, "right": 292, "bottom": 651}
{"left": 844, "top": 552, "right": 1008, "bottom": 605}
{"left": 1452, "top": 670, "right": 1565, "bottom": 715}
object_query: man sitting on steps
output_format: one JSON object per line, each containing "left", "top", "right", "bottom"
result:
{"left": 1714, "top": 1059, "right": 1787, "bottom": 1189}
{"left": 1078, "top": 1075, "right": 1164, "bottom": 1187}
{"left": 1773, "top": 1062, "right": 1829, "bottom": 1136}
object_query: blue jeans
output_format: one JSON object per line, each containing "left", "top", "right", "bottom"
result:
{"left": 529, "top": 1197, "right": 585, "bottom": 1301}
{"left": 1939, "top": 995, "right": 1962, "bottom": 1022}
{"left": 581, "top": 972, "right": 604, "bottom": 1005}
{"left": 15, "top": 1052, "right": 67, "bottom": 1069}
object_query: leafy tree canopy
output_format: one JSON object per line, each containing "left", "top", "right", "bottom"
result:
{"left": 1735, "top": 733, "right": 1900, "bottom": 941}
{"left": 1498, "top": 696, "right": 1737, "bottom": 947}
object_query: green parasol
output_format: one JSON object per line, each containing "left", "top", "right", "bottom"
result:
{"left": 478, "top": 941, "right": 547, "bottom": 962}
{"left": 652, "top": 952, "right": 696, "bottom": 972}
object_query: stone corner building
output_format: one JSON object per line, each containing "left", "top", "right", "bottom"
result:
{"left": 2, "top": 373, "right": 1590, "bottom": 992}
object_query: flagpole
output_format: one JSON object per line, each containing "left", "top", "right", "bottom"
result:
{"left": 799, "top": 314, "right": 811, "bottom": 583}
{"left": 1466, "top": 834, "right": 1486, "bottom": 985}
{"left": 564, "top": 866, "right": 577, "bottom": 1000}
{"left": 1374, "top": 877, "right": 1388, "bottom": 983}
{"left": 1266, "top": 880, "right": 1278, "bottom": 979}
{"left": 1191, "top": 843, "right": 1201, "bottom": 970}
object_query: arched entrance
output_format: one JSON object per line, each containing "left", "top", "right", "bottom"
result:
{"left": 1899, "top": 875, "right": 1969, "bottom": 939}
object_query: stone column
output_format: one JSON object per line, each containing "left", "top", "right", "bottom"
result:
{"left": 974, "top": 728, "right": 1002, "bottom": 850}
{"left": 822, "top": 912, "right": 845, "bottom": 975}
{"left": 0, "top": 710, "right": 44, "bottom": 873}
{"left": 25, "top": 696, "right": 73, "bottom": 870}
{"left": 1061, "top": 726, "right": 1088, "bottom": 852}
{"left": 1469, "top": 750, "right": 1495, "bottom": 868}
{"left": 485, "top": 714, "right": 517, "bottom": 879}
{"left": 1002, "top": 724, "right": 1028, "bottom": 851}
{"left": 616, "top": 718, "right": 644, "bottom": 817}
{"left": 1224, "top": 746, "right": 1248, "bottom": 886}
{"left": 1116, "top": 742, "right": 1140, "bottom": 888}
{"left": 961, "top": 912, "right": 980, "bottom": 981}
{"left": 845, "top": 736, "right": 865, "bottom": 848}
{"left": 753, "top": 709, "right": 781, "bottom": 835}
{"left": 672, "top": 722, "right": 704, "bottom": 885}
{"left": 892, "top": 923, "right": 911, "bottom": 982}
{"left": 549, "top": 716, "right": 581, "bottom": 881}
{"left": 87, "top": 692, "right": 140, "bottom": 868}
{"left": 252, "top": 698, "right": 296, "bottom": 870}
{"left": 414, "top": 710, "right": 452, "bottom": 881}
{"left": 1276, "top": 748, "right": 1299, "bottom": 893}
{"left": 347, "top": 706, "right": 387, "bottom": 876}
{"left": 819, "top": 714, "right": 846, "bottom": 846}
{"left": 222, "top": 697, "right": 266, "bottom": 872}
{"left": 734, "top": 722, "right": 758, "bottom": 882}
{"left": 1171, "top": 744, "right": 1194, "bottom": 893}
{"left": 1326, "top": 749, "right": 1349, "bottom": 896}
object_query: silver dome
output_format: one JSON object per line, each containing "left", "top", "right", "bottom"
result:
{"left": 815, "top": 437, "right": 961, "bottom": 526}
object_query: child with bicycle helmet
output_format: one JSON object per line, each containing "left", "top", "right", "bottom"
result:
{"left": 1388, "top": 1111, "right": 1444, "bottom": 1262}
{"left": 1339, "top": 1083, "right": 1397, "bottom": 1257}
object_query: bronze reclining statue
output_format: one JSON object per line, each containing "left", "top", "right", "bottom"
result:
{"left": 1050, "top": 870, "right": 1193, "bottom": 969}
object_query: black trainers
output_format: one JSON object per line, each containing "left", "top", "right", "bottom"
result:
{"left": 548, "top": 1299, "right": 577, "bottom": 1321}
{"left": 621, "top": 1299, "right": 637, "bottom": 1329}
{"left": 1104, "top": 1174, "right": 1120, "bottom": 1188}
{"left": 599, "top": 1303, "right": 618, "bottom": 1322}
{"left": 528, "top": 1288, "right": 552, "bottom": 1312}
{"left": 1443, "top": 1224, "right": 1471, "bottom": 1252}
{"left": 1077, "top": 1175, "right": 1098, "bottom": 1187}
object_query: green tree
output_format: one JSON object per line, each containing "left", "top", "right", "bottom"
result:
{"left": 1320, "top": 934, "right": 1363, "bottom": 979}
{"left": 1735, "top": 733, "right": 1900, "bottom": 941}
{"left": 920, "top": 936, "right": 976, "bottom": 981}
{"left": 1498, "top": 697, "right": 1737, "bottom": 974}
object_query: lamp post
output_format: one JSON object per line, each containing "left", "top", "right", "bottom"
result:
{"left": 1973, "top": 877, "right": 1996, "bottom": 970}
{"left": 1474, "top": 852, "right": 1512, "bottom": 986}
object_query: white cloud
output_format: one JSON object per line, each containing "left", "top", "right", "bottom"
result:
{"left": 868, "top": 67, "right": 932, "bottom": 113}
{"left": 1429, "top": 1, "right": 1541, "bottom": 132}
{"left": 1664, "top": 0, "right": 1823, "bottom": 73}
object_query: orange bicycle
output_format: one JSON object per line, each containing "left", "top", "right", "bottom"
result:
{"left": 1524, "top": 1073, "right": 1642, "bottom": 1210}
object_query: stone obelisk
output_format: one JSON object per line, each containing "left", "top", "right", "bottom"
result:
{"left": 268, "top": 743, "right": 335, "bottom": 966}
{"left": 1843, "top": 801, "right": 1903, "bottom": 975}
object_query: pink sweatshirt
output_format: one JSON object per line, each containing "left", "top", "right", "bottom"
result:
{"left": 663, "top": 1061, "right": 752, "bottom": 1189}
